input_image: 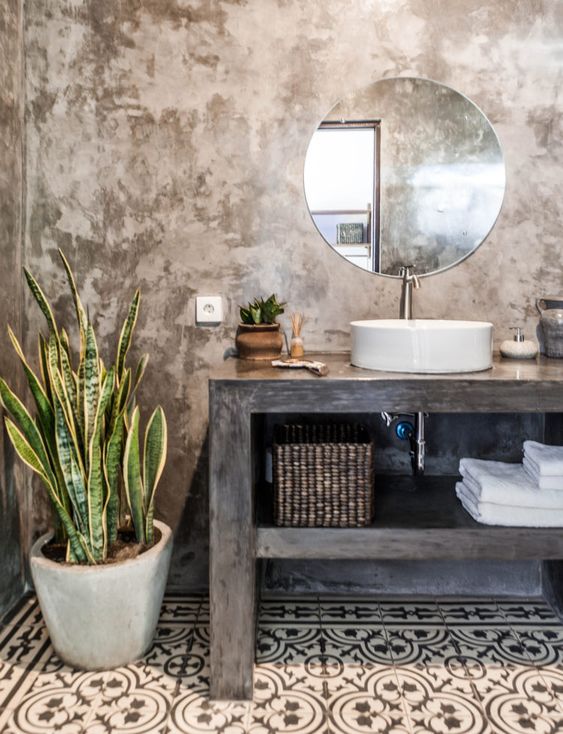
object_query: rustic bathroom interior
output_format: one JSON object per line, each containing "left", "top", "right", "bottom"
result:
{"left": 2, "top": 1, "right": 563, "bottom": 733}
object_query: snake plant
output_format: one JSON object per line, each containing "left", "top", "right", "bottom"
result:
{"left": 0, "top": 250, "right": 167, "bottom": 564}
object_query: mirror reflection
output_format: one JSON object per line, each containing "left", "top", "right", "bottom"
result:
{"left": 304, "top": 77, "right": 506, "bottom": 277}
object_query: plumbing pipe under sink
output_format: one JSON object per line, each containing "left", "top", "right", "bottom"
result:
{"left": 381, "top": 411, "right": 426, "bottom": 475}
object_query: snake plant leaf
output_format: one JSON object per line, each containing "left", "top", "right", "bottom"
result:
{"left": 46, "top": 333, "right": 80, "bottom": 451}
{"left": 7, "top": 329, "right": 67, "bottom": 506}
{"left": 117, "top": 368, "right": 131, "bottom": 417}
{"left": 58, "top": 249, "right": 87, "bottom": 344}
{"left": 76, "top": 354, "right": 85, "bottom": 436}
{"left": 59, "top": 328, "right": 72, "bottom": 362}
{"left": 86, "top": 367, "right": 116, "bottom": 560}
{"left": 15, "top": 332, "right": 70, "bottom": 511}
{"left": 87, "top": 426, "right": 105, "bottom": 560}
{"left": 98, "top": 366, "right": 115, "bottom": 424}
{"left": 0, "top": 378, "right": 56, "bottom": 485}
{"left": 132, "top": 354, "right": 149, "bottom": 395}
{"left": 116, "top": 290, "right": 140, "bottom": 379}
{"left": 54, "top": 395, "right": 88, "bottom": 537}
{"left": 59, "top": 343, "right": 77, "bottom": 409}
{"left": 107, "top": 366, "right": 129, "bottom": 434}
{"left": 143, "top": 406, "right": 167, "bottom": 544}
{"left": 4, "top": 417, "right": 90, "bottom": 564}
{"left": 103, "top": 413, "right": 125, "bottom": 545}
{"left": 123, "top": 405, "right": 145, "bottom": 544}
{"left": 83, "top": 323, "right": 100, "bottom": 450}
{"left": 8, "top": 327, "right": 55, "bottom": 439}
{"left": 23, "top": 268, "right": 57, "bottom": 334}
{"left": 47, "top": 333, "right": 65, "bottom": 401}
{"left": 4, "top": 415, "right": 52, "bottom": 486}
{"left": 38, "top": 335, "right": 52, "bottom": 404}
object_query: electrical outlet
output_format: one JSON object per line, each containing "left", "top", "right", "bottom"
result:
{"left": 196, "top": 296, "right": 223, "bottom": 325}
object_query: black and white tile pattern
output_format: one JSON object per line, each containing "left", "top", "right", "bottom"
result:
{"left": 1, "top": 595, "right": 563, "bottom": 733}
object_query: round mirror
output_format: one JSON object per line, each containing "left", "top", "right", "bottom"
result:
{"left": 303, "top": 77, "right": 505, "bottom": 277}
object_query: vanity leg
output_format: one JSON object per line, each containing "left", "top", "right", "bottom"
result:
{"left": 209, "top": 386, "right": 255, "bottom": 700}
{"left": 541, "top": 415, "right": 563, "bottom": 619}
{"left": 542, "top": 561, "right": 563, "bottom": 619}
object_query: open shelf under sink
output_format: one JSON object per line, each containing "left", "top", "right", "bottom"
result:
{"left": 256, "top": 475, "right": 563, "bottom": 561}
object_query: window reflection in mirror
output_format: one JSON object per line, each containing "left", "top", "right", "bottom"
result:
{"left": 303, "top": 78, "right": 505, "bottom": 278}
{"left": 304, "top": 122, "right": 380, "bottom": 270}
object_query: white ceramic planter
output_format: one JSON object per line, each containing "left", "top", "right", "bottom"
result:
{"left": 30, "top": 520, "right": 173, "bottom": 669}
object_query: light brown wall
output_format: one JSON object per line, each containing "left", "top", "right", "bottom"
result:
{"left": 0, "top": 0, "right": 25, "bottom": 612}
{"left": 23, "top": 0, "right": 563, "bottom": 588}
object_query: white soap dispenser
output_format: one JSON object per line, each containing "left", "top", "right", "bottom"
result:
{"left": 500, "top": 327, "right": 538, "bottom": 359}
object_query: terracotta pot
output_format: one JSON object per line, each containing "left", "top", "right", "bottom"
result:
{"left": 30, "top": 520, "right": 173, "bottom": 669}
{"left": 236, "top": 323, "right": 284, "bottom": 360}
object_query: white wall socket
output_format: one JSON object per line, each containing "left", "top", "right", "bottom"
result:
{"left": 196, "top": 296, "right": 223, "bottom": 325}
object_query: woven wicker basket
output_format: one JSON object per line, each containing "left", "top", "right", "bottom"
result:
{"left": 273, "top": 423, "right": 374, "bottom": 528}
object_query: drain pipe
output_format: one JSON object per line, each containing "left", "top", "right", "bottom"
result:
{"left": 380, "top": 411, "right": 426, "bottom": 476}
{"left": 411, "top": 412, "right": 426, "bottom": 476}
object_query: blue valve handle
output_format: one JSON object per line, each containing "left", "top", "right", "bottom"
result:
{"left": 395, "top": 420, "right": 414, "bottom": 441}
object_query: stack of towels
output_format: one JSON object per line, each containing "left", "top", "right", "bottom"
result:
{"left": 456, "top": 441, "right": 563, "bottom": 527}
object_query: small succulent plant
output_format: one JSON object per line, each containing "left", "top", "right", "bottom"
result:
{"left": 240, "top": 294, "right": 285, "bottom": 325}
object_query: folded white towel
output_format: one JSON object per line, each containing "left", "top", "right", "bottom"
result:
{"left": 456, "top": 482, "right": 563, "bottom": 527}
{"left": 458, "top": 458, "right": 562, "bottom": 506}
{"left": 523, "top": 456, "right": 563, "bottom": 491}
{"left": 523, "top": 441, "right": 563, "bottom": 476}
{"left": 458, "top": 468, "right": 563, "bottom": 509}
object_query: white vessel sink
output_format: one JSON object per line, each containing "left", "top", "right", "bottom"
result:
{"left": 351, "top": 319, "right": 493, "bottom": 373}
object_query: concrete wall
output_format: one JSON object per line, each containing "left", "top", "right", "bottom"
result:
{"left": 22, "top": 0, "right": 563, "bottom": 591}
{"left": 0, "top": 0, "right": 25, "bottom": 615}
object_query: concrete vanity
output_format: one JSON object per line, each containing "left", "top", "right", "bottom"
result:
{"left": 208, "top": 354, "right": 563, "bottom": 700}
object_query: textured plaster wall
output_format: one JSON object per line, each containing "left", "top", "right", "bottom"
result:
{"left": 23, "top": 0, "right": 563, "bottom": 590}
{"left": 0, "top": 0, "right": 25, "bottom": 614}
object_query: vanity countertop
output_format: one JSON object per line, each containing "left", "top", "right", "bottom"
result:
{"left": 210, "top": 353, "right": 563, "bottom": 383}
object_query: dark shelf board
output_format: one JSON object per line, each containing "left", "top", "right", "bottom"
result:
{"left": 256, "top": 475, "right": 563, "bottom": 561}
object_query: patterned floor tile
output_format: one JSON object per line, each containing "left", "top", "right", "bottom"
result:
{"left": 248, "top": 665, "right": 327, "bottom": 733}
{"left": 321, "top": 625, "right": 394, "bottom": 667}
{"left": 438, "top": 602, "right": 505, "bottom": 625}
{"left": 325, "top": 666, "right": 411, "bottom": 734}
{"left": 447, "top": 625, "right": 533, "bottom": 668}
{"left": 259, "top": 600, "right": 321, "bottom": 625}
{"left": 0, "top": 598, "right": 39, "bottom": 631}
{"left": 169, "top": 692, "right": 250, "bottom": 734}
{"left": 478, "top": 667, "right": 563, "bottom": 734}
{"left": 385, "top": 626, "right": 452, "bottom": 667}
{"left": 511, "top": 626, "right": 563, "bottom": 667}
{"left": 379, "top": 602, "right": 442, "bottom": 625}
{"left": 394, "top": 667, "right": 486, "bottom": 734}
{"left": 80, "top": 670, "right": 173, "bottom": 734}
{"left": 0, "top": 615, "right": 52, "bottom": 722}
{"left": 320, "top": 600, "right": 381, "bottom": 624}
{"left": 386, "top": 630, "right": 479, "bottom": 707}
{"left": 508, "top": 627, "right": 563, "bottom": 710}
{"left": 256, "top": 624, "right": 324, "bottom": 665}
{"left": 0, "top": 618, "right": 50, "bottom": 668}
{"left": 444, "top": 626, "right": 563, "bottom": 731}
{"left": 158, "top": 596, "right": 207, "bottom": 625}
{"left": 497, "top": 602, "right": 561, "bottom": 625}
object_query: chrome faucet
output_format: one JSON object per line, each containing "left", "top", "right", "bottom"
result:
{"left": 398, "top": 265, "right": 420, "bottom": 320}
